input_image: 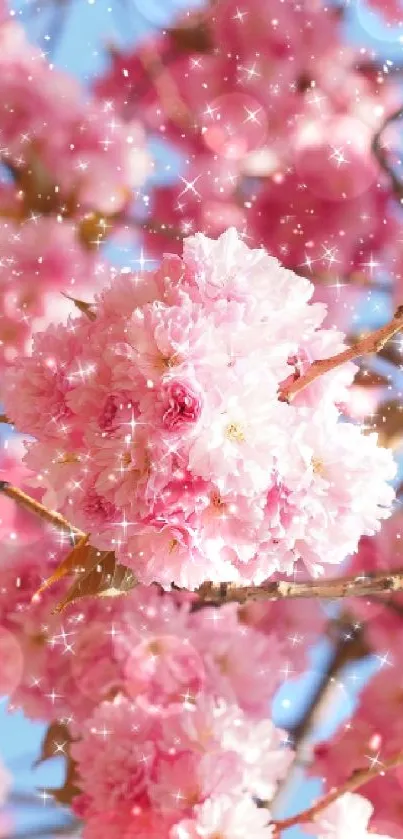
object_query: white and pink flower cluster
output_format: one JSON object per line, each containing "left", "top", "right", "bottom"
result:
{"left": 3, "top": 228, "right": 395, "bottom": 589}
{"left": 0, "top": 15, "right": 150, "bottom": 370}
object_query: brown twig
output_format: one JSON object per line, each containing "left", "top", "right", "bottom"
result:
{"left": 137, "top": 44, "right": 194, "bottom": 130}
{"left": 0, "top": 483, "right": 84, "bottom": 537}
{"left": 288, "top": 619, "right": 368, "bottom": 744}
{"left": 267, "top": 617, "right": 369, "bottom": 813}
{"left": 372, "top": 106, "right": 403, "bottom": 201}
{"left": 194, "top": 571, "right": 403, "bottom": 604}
{"left": 273, "top": 748, "right": 403, "bottom": 831}
{"left": 278, "top": 305, "right": 403, "bottom": 403}
{"left": 0, "top": 413, "right": 12, "bottom": 424}
{"left": 10, "top": 823, "right": 80, "bottom": 839}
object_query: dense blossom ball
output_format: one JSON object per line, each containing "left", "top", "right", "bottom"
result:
{"left": 3, "top": 228, "right": 395, "bottom": 589}
{"left": 71, "top": 692, "right": 289, "bottom": 839}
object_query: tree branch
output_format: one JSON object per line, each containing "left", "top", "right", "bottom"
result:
{"left": 0, "top": 483, "right": 84, "bottom": 537}
{"left": 278, "top": 305, "right": 403, "bottom": 403}
{"left": 372, "top": 106, "right": 403, "bottom": 202}
{"left": 267, "top": 617, "right": 370, "bottom": 813}
{"left": 10, "top": 822, "right": 80, "bottom": 839}
{"left": 194, "top": 571, "right": 403, "bottom": 604}
{"left": 273, "top": 748, "right": 403, "bottom": 832}
{"left": 137, "top": 44, "right": 194, "bottom": 130}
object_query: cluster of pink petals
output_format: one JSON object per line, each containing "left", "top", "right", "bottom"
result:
{"left": 0, "top": 19, "right": 150, "bottom": 215}
{"left": 0, "top": 216, "right": 105, "bottom": 366}
{"left": 71, "top": 683, "right": 289, "bottom": 839}
{"left": 304, "top": 793, "right": 394, "bottom": 839}
{"left": 3, "top": 228, "right": 395, "bottom": 589}
{"left": 96, "top": 0, "right": 401, "bottom": 287}
{"left": 0, "top": 13, "right": 150, "bottom": 371}
{"left": 366, "top": 0, "right": 403, "bottom": 23}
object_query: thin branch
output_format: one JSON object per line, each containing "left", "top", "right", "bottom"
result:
{"left": 372, "top": 106, "right": 403, "bottom": 202}
{"left": 369, "top": 593, "right": 403, "bottom": 618}
{"left": 137, "top": 44, "right": 194, "bottom": 130}
{"left": 194, "top": 571, "right": 403, "bottom": 604}
{"left": 0, "top": 414, "right": 12, "bottom": 424}
{"left": 357, "top": 60, "right": 403, "bottom": 78}
{"left": 278, "top": 305, "right": 403, "bottom": 403}
{"left": 268, "top": 618, "right": 369, "bottom": 813}
{"left": 273, "top": 748, "right": 403, "bottom": 832}
{"left": 287, "top": 619, "right": 368, "bottom": 746}
{"left": 0, "top": 483, "right": 84, "bottom": 537}
{"left": 10, "top": 822, "right": 80, "bottom": 839}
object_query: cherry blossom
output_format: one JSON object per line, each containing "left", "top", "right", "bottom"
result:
{"left": 2, "top": 229, "right": 395, "bottom": 589}
{"left": 305, "top": 793, "right": 393, "bottom": 839}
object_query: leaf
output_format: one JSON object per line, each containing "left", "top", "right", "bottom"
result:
{"left": 34, "top": 722, "right": 81, "bottom": 808}
{"left": 32, "top": 534, "right": 95, "bottom": 600}
{"left": 34, "top": 722, "right": 72, "bottom": 767}
{"left": 169, "top": 18, "right": 213, "bottom": 53}
{"left": 61, "top": 292, "right": 96, "bottom": 321}
{"left": 366, "top": 399, "right": 403, "bottom": 449}
{"left": 40, "top": 757, "right": 81, "bottom": 807}
{"left": 54, "top": 552, "right": 137, "bottom": 613}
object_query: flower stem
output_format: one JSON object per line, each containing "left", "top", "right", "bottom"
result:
{"left": 278, "top": 305, "right": 403, "bottom": 403}
{"left": 0, "top": 483, "right": 84, "bottom": 536}
{"left": 273, "top": 749, "right": 403, "bottom": 832}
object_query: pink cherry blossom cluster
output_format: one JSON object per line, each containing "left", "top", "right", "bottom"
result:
{"left": 0, "top": 216, "right": 105, "bottom": 366}
{"left": 366, "top": 0, "right": 403, "bottom": 23}
{"left": 304, "top": 793, "right": 396, "bottom": 839}
{"left": 0, "top": 19, "right": 148, "bottom": 215}
{"left": 2, "top": 229, "right": 396, "bottom": 589}
{"left": 0, "top": 15, "right": 150, "bottom": 371}
{"left": 95, "top": 0, "right": 401, "bottom": 294}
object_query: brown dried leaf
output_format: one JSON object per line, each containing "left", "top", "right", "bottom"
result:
{"left": 34, "top": 722, "right": 72, "bottom": 767}
{"left": 169, "top": 18, "right": 213, "bottom": 53}
{"left": 35, "top": 723, "right": 80, "bottom": 807}
{"left": 55, "top": 552, "right": 137, "bottom": 613}
{"left": 32, "top": 534, "right": 95, "bottom": 600}
{"left": 61, "top": 292, "right": 96, "bottom": 321}
{"left": 41, "top": 758, "right": 81, "bottom": 807}
{"left": 366, "top": 399, "right": 403, "bottom": 449}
